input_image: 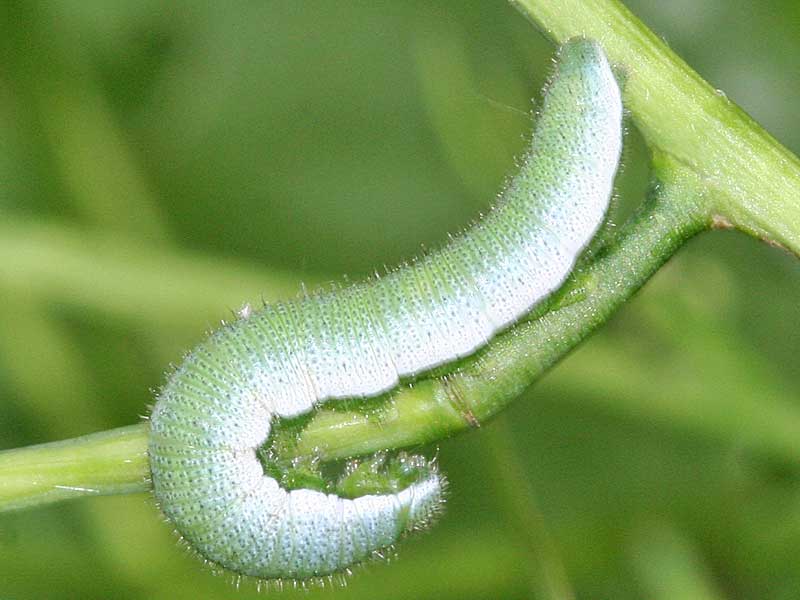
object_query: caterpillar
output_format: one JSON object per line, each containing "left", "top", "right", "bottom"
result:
{"left": 148, "top": 38, "right": 623, "bottom": 582}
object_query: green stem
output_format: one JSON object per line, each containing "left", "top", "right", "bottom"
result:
{"left": 485, "top": 419, "right": 575, "bottom": 600}
{"left": 510, "top": 0, "right": 800, "bottom": 253}
{"left": 0, "top": 160, "right": 708, "bottom": 512}
{"left": 0, "top": 220, "right": 307, "bottom": 330}
{"left": 0, "top": 424, "right": 149, "bottom": 511}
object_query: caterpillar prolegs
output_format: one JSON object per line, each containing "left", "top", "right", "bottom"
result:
{"left": 148, "top": 39, "right": 623, "bottom": 581}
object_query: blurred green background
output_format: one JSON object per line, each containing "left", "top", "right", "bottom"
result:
{"left": 2, "top": 0, "right": 800, "bottom": 598}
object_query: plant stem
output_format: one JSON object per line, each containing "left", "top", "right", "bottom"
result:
{"left": 484, "top": 419, "right": 575, "bottom": 600}
{"left": 0, "top": 220, "right": 306, "bottom": 330}
{"left": 0, "top": 161, "right": 708, "bottom": 513}
{"left": 0, "top": 424, "right": 149, "bottom": 512}
{"left": 510, "top": 0, "right": 800, "bottom": 254}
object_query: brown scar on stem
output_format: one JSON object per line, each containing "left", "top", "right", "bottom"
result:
{"left": 760, "top": 236, "right": 792, "bottom": 253}
{"left": 441, "top": 374, "right": 480, "bottom": 429}
{"left": 712, "top": 213, "right": 793, "bottom": 254}
{"left": 710, "top": 214, "right": 734, "bottom": 230}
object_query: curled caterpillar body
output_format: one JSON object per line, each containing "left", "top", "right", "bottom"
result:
{"left": 149, "top": 39, "right": 622, "bottom": 581}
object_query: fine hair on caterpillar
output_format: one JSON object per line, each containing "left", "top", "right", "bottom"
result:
{"left": 148, "top": 38, "right": 623, "bottom": 583}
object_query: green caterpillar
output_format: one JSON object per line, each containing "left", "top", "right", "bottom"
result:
{"left": 148, "top": 39, "right": 622, "bottom": 581}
